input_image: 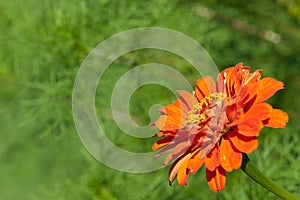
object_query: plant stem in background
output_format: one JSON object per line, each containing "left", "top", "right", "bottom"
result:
{"left": 241, "top": 154, "right": 297, "bottom": 200}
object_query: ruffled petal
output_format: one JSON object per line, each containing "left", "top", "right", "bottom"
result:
{"left": 256, "top": 77, "right": 284, "bottom": 103}
{"left": 228, "top": 130, "right": 258, "bottom": 153}
{"left": 195, "top": 76, "right": 216, "bottom": 100}
{"left": 156, "top": 95, "right": 194, "bottom": 132}
{"left": 244, "top": 102, "right": 273, "bottom": 120}
{"left": 163, "top": 141, "right": 190, "bottom": 165}
{"left": 236, "top": 118, "right": 263, "bottom": 136}
{"left": 239, "top": 82, "right": 259, "bottom": 106}
{"left": 233, "top": 66, "right": 250, "bottom": 92}
{"left": 205, "top": 145, "right": 221, "bottom": 171}
{"left": 187, "top": 150, "right": 205, "bottom": 174}
{"left": 154, "top": 141, "right": 177, "bottom": 159}
{"left": 152, "top": 136, "right": 174, "bottom": 150}
{"left": 237, "top": 69, "right": 262, "bottom": 104}
{"left": 264, "top": 109, "right": 289, "bottom": 128}
{"left": 220, "top": 63, "right": 248, "bottom": 97}
{"left": 154, "top": 114, "right": 180, "bottom": 132}
{"left": 236, "top": 103, "right": 273, "bottom": 136}
{"left": 242, "top": 69, "right": 262, "bottom": 86}
{"left": 177, "top": 90, "right": 198, "bottom": 110}
{"left": 226, "top": 103, "right": 244, "bottom": 125}
{"left": 220, "top": 137, "right": 242, "bottom": 172}
{"left": 173, "top": 97, "right": 190, "bottom": 115}
{"left": 156, "top": 107, "right": 185, "bottom": 132}
{"left": 168, "top": 151, "right": 198, "bottom": 186}
{"left": 161, "top": 102, "right": 182, "bottom": 118}
{"left": 177, "top": 155, "right": 191, "bottom": 186}
{"left": 169, "top": 154, "right": 190, "bottom": 185}
{"left": 206, "top": 166, "right": 226, "bottom": 192}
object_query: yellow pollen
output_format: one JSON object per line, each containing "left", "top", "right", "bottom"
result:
{"left": 186, "top": 92, "right": 226, "bottom": 124}
{"left": 210, "top": 92, "right": 226, "bottom": 101}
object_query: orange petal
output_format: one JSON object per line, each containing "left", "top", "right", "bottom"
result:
{"left": 236, "top": 118, "right": 263, "bottom": 136}
{"left": 205, "top": 145, "right": 220, "bottom": 171}
{"left": 239, "top": 81, "right": 259, "bottom": 106}
{"left": 256, "top": 78, "right": 284, "bottom": 103}
{"left": 162, "top": 102, "right": 182, "bottom": 118}
{"left": 220, "top": 137, "right": 242, "bottom": 172}
{"left": 172, "top": 141, "right": 189, "bottom": 154}
{"left": 169, "top": 154, "right": 190, "bottom": 185}
{"left": 264, "top": 109, "right": 289, "bottom": 128}
{"left": 226, "top": 103, "right": 244, "bottom": 124}
{"left": 216, "top": 72, "right": 225, "bottom": 93}
{"left": 171, "top": 98, "right": 189, "bottom": 114}
{"left": 206, "top": 166, "right": 226, "bottom": 192}
{"left": 177, "top": 90, "right": 198, "bottom": 110}
{"left": 233, "top": 66, "right": 249, "bottom": 93}
{"left": 195, "top": 76, "right": 215, "bottom": 100}
{"left": 177, "top": 153, "right": 194, "bottom": 185}
{"left": 188, "top": 151, "right": 205, "bottom": 174}
{"left": 163, "top": 141, "right": 190, "bottom": 165}
{"left": 217, "top": 64, "right": 246, "bottom": 93}
{"left": 237, "top": 69, "right": 261, "bottom": 101}
{"left": 168, "top": 151, "right": 197, "bottom": 186}
{"left": 244, "top": 102, "right": 273, "bottom": 120}
{"left": 236, "top": 103, "right": 272, "bottom": 135}
{"left": 243, "top": 69, "right": 262, "bottom": 85}
{"left": 154, "top": 115, "right": 167, "bottom": 130}
{"left": 220, "top": 63, "right": 246, "bottom": 97}
{"left": 156, "top": 131, "right": 175, "bottom": 137}
{"left": 228, "top": 131, "right": 258, "bottom": 153}
{"left": 152, "top": 136, "right": 174, "bottom": 150}
{"left": 154, "top": 114, "right": 181, "bottom": 132}
{"left": 154, "top": 141, "right": 176, "bottom": 159}
{"left": 164, "top": 153, "right": 176, "bottom": 166}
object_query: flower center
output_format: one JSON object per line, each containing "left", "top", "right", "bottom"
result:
{"left": 186, "top": 92, "right": 226, "bottom": 124}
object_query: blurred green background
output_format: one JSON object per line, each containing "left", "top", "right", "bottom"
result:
{"left": 1, "top": 0, "right": 300, "bottom": 199}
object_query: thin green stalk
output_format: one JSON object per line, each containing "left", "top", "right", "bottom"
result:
{"left": 241, "top": 154, "right": 297, "bottom": 200}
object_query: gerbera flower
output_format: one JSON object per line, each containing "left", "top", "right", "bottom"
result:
{"left": 152, "top": 63, "right": 288, "bottom": 192}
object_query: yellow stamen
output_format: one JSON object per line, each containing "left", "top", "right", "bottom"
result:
{"left": 186, "top": 92, "right": 226, "bottom": 124}
{"left": 210, "top": 92, "right": 226, "bottom": 101}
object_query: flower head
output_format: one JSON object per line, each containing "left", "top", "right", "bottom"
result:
{"left": 152, "top": 63, "right": 288, "bottom": 192}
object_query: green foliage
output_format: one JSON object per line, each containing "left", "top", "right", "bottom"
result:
{"left": 0, "top": 0, "right": 299, "bottom": 199}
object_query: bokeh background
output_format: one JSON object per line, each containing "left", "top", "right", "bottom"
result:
{"left": 1, "top": 0, "right": 300, "bottom": 199}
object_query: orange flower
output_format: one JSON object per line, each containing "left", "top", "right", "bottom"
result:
{"left": 152, "top": 63, "right": 288, "bottom": 192}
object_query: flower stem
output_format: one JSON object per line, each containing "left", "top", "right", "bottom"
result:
{"left": 241, "top": 153, "right": 297, "bottom": 200}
